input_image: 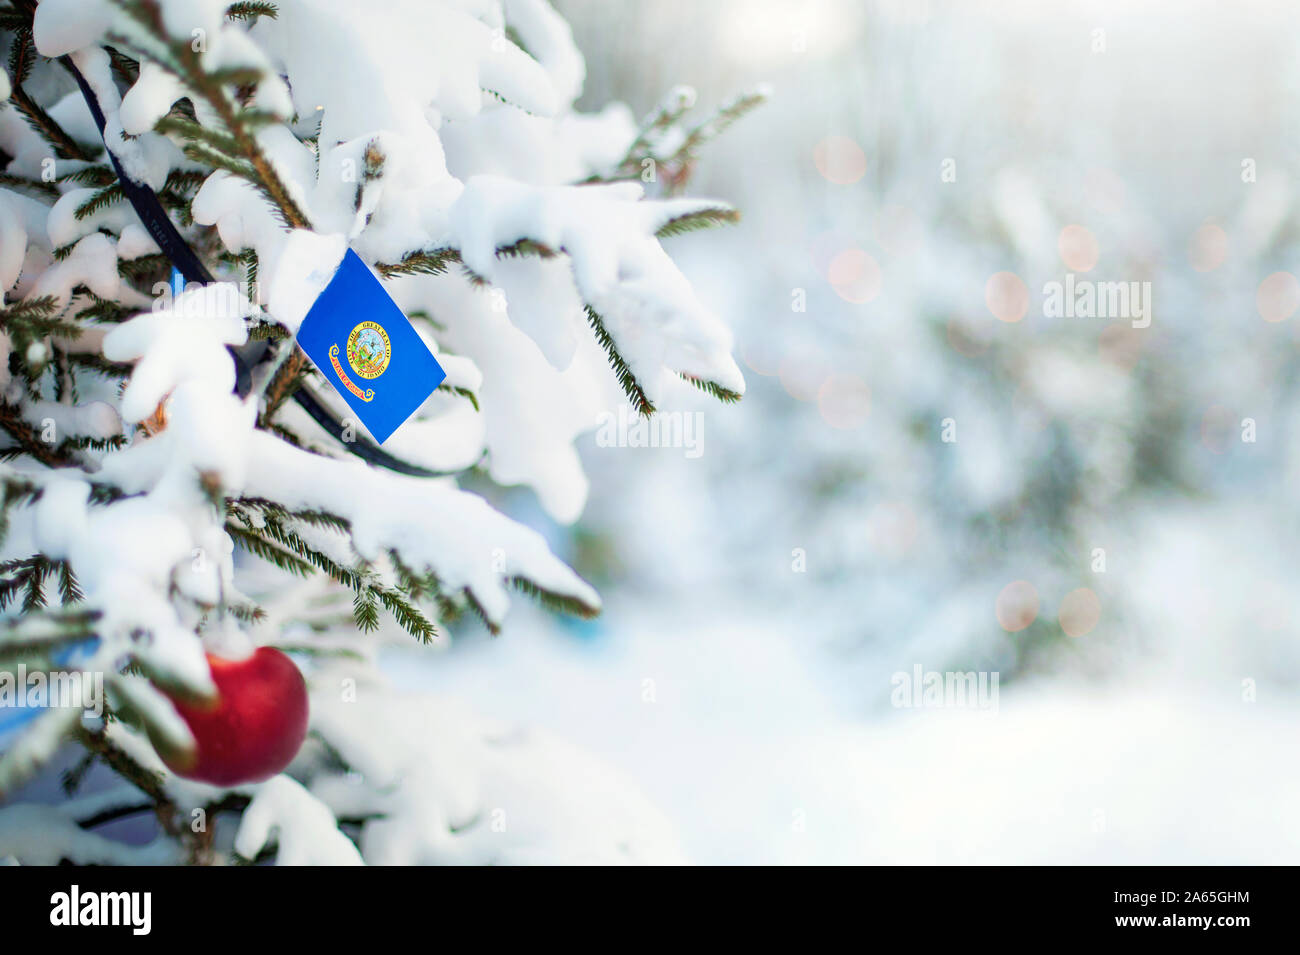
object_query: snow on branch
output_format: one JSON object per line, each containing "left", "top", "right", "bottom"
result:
{"left": 0, "top": 802, "right": 180, "bottom": 864}
{"left": 0, "top": 0, "right": 750, "bottom": 861}
{"left": 94, "top": 284, "right": 598, "bottom": 632}
{"left": 449, "top": 176, "right": 745, "bottom": 411}
{"left": 233, "top": 775, "right": 363, "bottom": 865}
{"left": 241, "top": 432, "right": 601, "bottom": 629}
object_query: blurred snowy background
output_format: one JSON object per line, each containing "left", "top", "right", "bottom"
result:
{"left": 8, "top": 0, "right": 1295, "bottom": 865}
{"left": 387, "top": 0, "right": 1300, "bottom": 863}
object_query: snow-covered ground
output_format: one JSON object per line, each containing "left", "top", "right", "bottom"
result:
{"left": 386, "top": 594, "right": 1300, "bottom": 864}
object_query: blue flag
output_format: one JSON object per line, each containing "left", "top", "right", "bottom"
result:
{"left": 296, "top": 249, "right": 446, "bottom": 444}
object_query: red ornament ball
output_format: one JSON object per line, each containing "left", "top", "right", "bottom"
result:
{"left": 163, "top": 647, "right": 309, "bottom": 786}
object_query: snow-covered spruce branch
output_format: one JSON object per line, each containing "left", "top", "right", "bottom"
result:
{"left": 111, "top": 0, "right": 308, "bottom": 228}
{"left": 376, "top": 185, "right": 746, "bottom": 414}
{"left": 5, "top": 19, "right": 96, "bottom": 161}
{"left": 0, "top": 0, "right": 751, "bottom": 863}
{"left": 598, "top": 83, "right": 770, "bottom": 194}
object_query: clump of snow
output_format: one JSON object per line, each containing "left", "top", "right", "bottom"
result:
{"left": 235, "top": 775, "right": 364, "bottom": 865}
{"left": 244, "top": 432, "right": 599, "bottom": 624}
{"left": 30, "top": 0, "right": 116, "bottom": 57}
{"left": 449, "top": 176, "right": 744, "bottom": 404}
{"left": 71, "top": 48, "right": 181, "bottom": 191}
{"left": 31, "top": 234, "right": 123, "bottom": 308}
{"left": 116, "top": 223, "right": 163, "bottom": 260}
{"left": 308, "top": 673, "right": 687, "bottom": 864}
{"left": 501, "top": 0, "right": 586, "bottom": 108}
{"left": 0, "top": 803, "right": 180, "bottom": 865}
{"left": 102, "top": 284, "right": 252, "bottom": 423}
{"left": 18, "top": 398, "right": 121, "bottom": 442}
{"left": 263, "top": 230, "right": 347, "bottom": 334}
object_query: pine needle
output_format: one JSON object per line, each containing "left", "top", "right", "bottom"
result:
{"left": 584, "top": 306, "right": 656, "bottom": 416}
{"left": 655, "top": 206, "right": 740, "bottom": 239}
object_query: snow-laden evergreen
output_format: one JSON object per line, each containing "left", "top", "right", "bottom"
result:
{"left": 0, "top": 0, "right": 754, "bottom": 863}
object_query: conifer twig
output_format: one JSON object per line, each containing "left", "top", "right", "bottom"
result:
{"left": 72, "top": 724, "right": 181, "bottom": 836}
{"left": 6, "top": 24, "right": 97, "bottom": 162}
{"left": 0, "top": 402, "right": 76, "bottom": 468}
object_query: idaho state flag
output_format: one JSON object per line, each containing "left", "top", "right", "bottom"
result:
{"left": 296, "top": 249, "right": 446, "bottom": 444}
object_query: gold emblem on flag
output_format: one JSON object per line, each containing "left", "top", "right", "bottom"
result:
{"left": 346, "top": 321, "right": 391, "bottom": 379}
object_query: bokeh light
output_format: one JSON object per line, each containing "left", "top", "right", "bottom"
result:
{"left": 996, "top": 580, "right": 1039, "bottom": 632}
{"left": 985, "top": 271, "right": 1029, "bottom": 323}
{"left": 1058, "top": 224, "right": 1099, "bottom": 272}
{"left": 1257, "top": 271, "right": 1300, "bottom": 322}
{"left": 813, "top": 136, "right": 867, "bottom": 185}
{"left": 1058, "top": 588, "right": 1101, "bottom": 637}
{"left": 1189, "top": 223, "right": 1228, "bottom": 272}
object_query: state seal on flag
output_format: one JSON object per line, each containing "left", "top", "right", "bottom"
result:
{"left": 346, "top": 321, "right": 391, "bottom": 379}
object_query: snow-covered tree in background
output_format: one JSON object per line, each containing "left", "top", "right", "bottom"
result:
{"left": 570, "top": 1, "right": 1300, "bottom": 703}
{"left": 0, "top": 0, "right": 759, "bottom": 864}
{"left": 509, "top": 2, "right": 1300, "bottom": 864}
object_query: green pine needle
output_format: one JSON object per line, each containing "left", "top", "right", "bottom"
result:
{"left": 74, "top": 184, "right": 125, "bottom": 221}
{"left": 584, "top": 306, "right": 655, "bottom": 416}
{"left": 225, "top": 524, "right": 316, "bottom": 577}
{"left": 679, "top": 373, "right": 742, "bottom": 404}
{"left": 511, "top": 576, "right": 601, "bottom": 620}
{"left": 56, "top": 166, "right": 119, "bottom": 187}
{"left": 441, "top": 385, "right": 480, "bottom": 411}
{"left": 376, "top": 248, "right": 460, "bottom": 279}
{"left": 376, "top": 589, "right": 438, "bottom": 644}
{"left": 351, "top": 587, "right": 380, "bottom": 633}
{"left": 655, "top": 206, "right": 740, "bottom": 239}
{"left": 226, "top": 2, "right": 279, "bottom": 22}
